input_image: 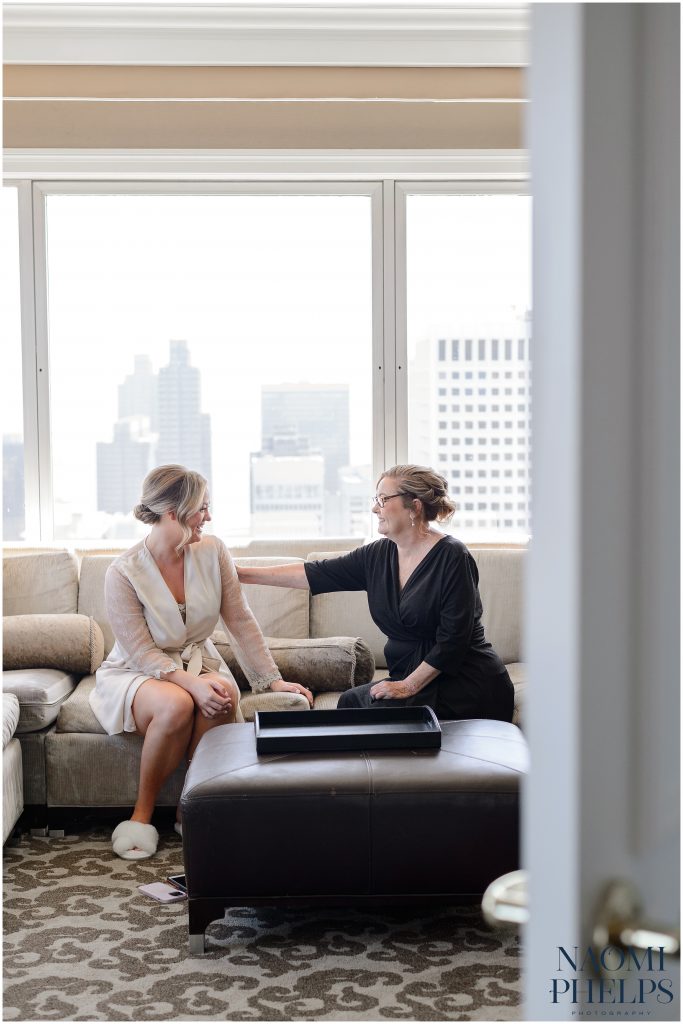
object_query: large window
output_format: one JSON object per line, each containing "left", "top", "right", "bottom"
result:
{"left": 1, "top": 186, "right": 25, "bottom": 541}
{"left": 9, "top": 179, "right": 531, "bottom": 546}
{"left": 43, "top": 190, "right": 373, "bottom": 543}
{"left": 405, "top": 191, "right": 532, "bottom": 542}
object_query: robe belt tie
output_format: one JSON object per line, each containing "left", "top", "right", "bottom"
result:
{"left": 168, "top": 641, "right": 221, "bottom": 677}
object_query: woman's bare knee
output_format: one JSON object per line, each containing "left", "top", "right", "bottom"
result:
{"left": 134, "top": 682, "right": 194, "bottom": 734}
{"left": 156, "top": 690, "right": 195, "bottom": 731}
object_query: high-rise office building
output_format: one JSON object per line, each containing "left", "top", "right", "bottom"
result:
{"left": 409, "top": 313, "right": 532, "bottom": 535}
{"left": 261, "top": 384, "right": 349, "bottom": 493}
{"left": 96, "top": 418, "right": 153, "bottom": 515}
{"left": 97, "top": 340, "right": 212, "bottom": 518}
{"left": 118, "top": 354, "right": 158, "bottom": 430}
{"left": 157, "top": 340, "right": 212, "bottom": 487}
{"left": 338, "top": 464, "right": 373, "bottom": 538}
{"left": 250, "top": 432, "right": 324, "bottom": 537}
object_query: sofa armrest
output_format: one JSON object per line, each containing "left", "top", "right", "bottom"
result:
{"left": 238, "top": 690, "right": 310, "bottom": 723}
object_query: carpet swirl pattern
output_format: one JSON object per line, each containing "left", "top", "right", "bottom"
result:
{"left": 3, "top": 827, "right": 522, "bottom": 1021}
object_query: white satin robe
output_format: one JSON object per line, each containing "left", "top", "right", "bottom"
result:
{"left": 90, "top": 535, "right": 282, "bottom": 735}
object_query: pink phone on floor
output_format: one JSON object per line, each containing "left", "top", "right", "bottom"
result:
{"left": 138, "top": 882, "right": 187, "bottom": 903}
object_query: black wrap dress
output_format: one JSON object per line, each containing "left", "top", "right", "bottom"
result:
{"left": 304, "top": 535, "right": 514, "bottom": 721}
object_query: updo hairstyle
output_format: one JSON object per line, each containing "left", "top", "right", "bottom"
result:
{"left": 134, "top": 464, "right": 208, "bottom": 553}
{"left": 379, "top": 464, "right": 457, "bottom": 524}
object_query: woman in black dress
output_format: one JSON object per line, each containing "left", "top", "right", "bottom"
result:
{"left": 236, "top": 465, "right": 514, "bottom": 722}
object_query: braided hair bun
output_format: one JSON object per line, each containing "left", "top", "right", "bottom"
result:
{"left": 133, "top": 502, "right": 160, "bottom": 525}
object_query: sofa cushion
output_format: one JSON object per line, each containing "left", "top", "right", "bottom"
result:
{"left": 307, "top": 551, "right": 388, "bottom": 669}
{"left": 3, "top": 668, "right": 79, "bottom": 733}
{"left": 3, "top": 614, "right": 104, "bottom": 675}
{"left": 312, "top": 691, "right": 343, "bottom": 711}
{"left": 233, "top": 558, "right": 309, "bottom": 639}
{"left": 471, "top": 548, "right": 525, "bottom": 665}
{"left": 3, "top": 737, "right": 23, "bottom": 844}
{"left": 3, "top": 551, "right": 79, "bottom": 616}
{"left": 212, "top": 633, "right": 374, "bottom": 693}
{"left": 506, "top": 661, "right": 526, "bottom": 728}
{"left": 55, "top": 676, "right": 105, "bottom": 734}
{"left": 45, "top": 731, "right": 186, "bottom": 807}
{"left": 239, "top": 690, "right": 310, "bottom": 722}
{"left": 230, "top": 538, "right": 361, "bottom": 560}
{"left": 2, "top": 694, "right": 20, "bottom": 750}
{"left": 77, "top": 556, "right": 117, "bottom": 655}
{"left": 58, "top": 675, "right": 314, "bottom": 732}
{"left": 16, "top": 727, "right": 49, "bottom": 805}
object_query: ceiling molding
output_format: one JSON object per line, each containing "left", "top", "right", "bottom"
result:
{"left": 3, "top": 147, "right": 530, "bottom": 180}
{"left": 3, "top": 3, "right": 530, "bottom": 67}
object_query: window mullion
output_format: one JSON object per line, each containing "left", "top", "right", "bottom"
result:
{"left": 14, "top": 180, "right": 41, "bottom": 541}
{"left": 394, "top": 182, "right": 409, "bottom": 463}
{"left": 371, "top": 182, "right": 385, "bottom": 489}
{"left": 31, "top": 184, "right": 54, "bottom": 541}
{"left": 382, "top": 179, "right": 397, "bottom": 470}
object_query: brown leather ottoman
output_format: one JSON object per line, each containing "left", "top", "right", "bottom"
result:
{"left": 180, "top": 718, "right": 528, "bottom": 953}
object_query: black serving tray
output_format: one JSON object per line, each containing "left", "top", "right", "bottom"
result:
{"left": 254, "top": 706, "right": 441, "bottom": 754}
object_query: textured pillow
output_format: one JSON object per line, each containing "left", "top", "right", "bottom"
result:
{"left": 211, "top": 633, "right": 375, "bottom": 693}
{"left": 3, "top": 614, "right": 105, "bottom": 675}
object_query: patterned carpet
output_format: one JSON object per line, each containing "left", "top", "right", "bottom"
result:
{"left": 3, "top": 826, "right": 522, "bottom": 1021}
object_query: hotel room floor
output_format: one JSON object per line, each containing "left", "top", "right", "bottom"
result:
{"left": 3, "top": 826, "right": 522, "bottom": 1021}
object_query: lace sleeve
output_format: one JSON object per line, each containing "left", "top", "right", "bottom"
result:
{"left": 104, "top": 564, "right": 177, "bottom": 680}
{"left": 215, "top": 539, "right": 283, "bottom": 694}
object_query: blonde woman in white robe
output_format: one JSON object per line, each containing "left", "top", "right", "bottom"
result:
{"left": 91, "top": 464, "right": 312, "bottom": 860}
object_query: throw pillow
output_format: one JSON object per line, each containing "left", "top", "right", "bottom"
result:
{"left": 211, "top": 633, "right": 374, "bottom": 693}
{"left": 3, "top": 614, "right": 105, "bottom": 675}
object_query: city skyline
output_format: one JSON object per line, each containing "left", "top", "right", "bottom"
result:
{"left": 4, "top": 312, "right": 533, "bottom": 543}
{"left": 96, "top": 339, "right": 212, "bottom": 520}
{"left": 3, "top": 189, "right": 531, "bottom": 543}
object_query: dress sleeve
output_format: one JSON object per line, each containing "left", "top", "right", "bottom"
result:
{"left": 215, "top": 538, "right": 283, "bottom": 694}
{"left": 423, "top": 549, "right": 478, "bottom": 677}
{"left": 104, "top": 564, "right": 178, "bottom": 680}
{"left": 303, "top": 545, "right": 369, "bottom": 595}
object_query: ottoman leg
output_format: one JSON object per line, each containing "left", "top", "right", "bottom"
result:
{"left": 188, "top": 898, "right": 222, "bottom": 954}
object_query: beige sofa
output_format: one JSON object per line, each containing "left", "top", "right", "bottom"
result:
{"left": 2, "top": 542, "right": 525, "bottom": 817}
{"left": 3, "top": 693, "right": 23, "bottom": 842}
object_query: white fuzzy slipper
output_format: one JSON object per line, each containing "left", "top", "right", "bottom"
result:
{"left": 174, "top": 821, "right": 182, "bottom": 838}
{"left": 111, "top": 820, "right": 159, "bottom": 860}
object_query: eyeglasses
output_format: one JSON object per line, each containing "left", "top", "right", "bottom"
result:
{"left": 371, "top": 492, "right": 406, "bottom": 509}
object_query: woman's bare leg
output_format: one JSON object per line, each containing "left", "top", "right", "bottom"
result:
{"left": 130, "top": 680, "right": 195, "bottom": 824}
{"left": 186, "top": 679, "right": 241, "bottom": 761}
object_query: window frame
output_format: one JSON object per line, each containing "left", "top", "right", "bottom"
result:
{"left": 7, "top": 170, "right": 529, "bottom": 545}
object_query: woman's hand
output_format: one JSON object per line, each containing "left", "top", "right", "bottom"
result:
{"left": 187, "top": 673, "right": 233, "bottom": 719}
{"left": 270, "top": 678, "right": 314, "bottom": 707}
{"left": 370, "top": 678, "right": 419, "bottom": 700}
